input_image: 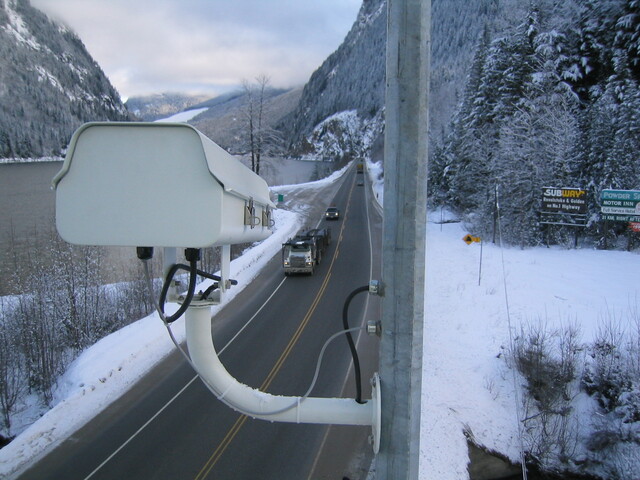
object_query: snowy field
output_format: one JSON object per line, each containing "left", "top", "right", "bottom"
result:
{"left": 154, "top": 107, "right": 209, "bottom": 123}
{"left": 1, "top": 160, "right": 639, "bottom": 479}
{"left": 368, "top": 162, "right": 640, "bottom": 478}
{"left": 421, "top": 214, "right": 640, "bottom": 479}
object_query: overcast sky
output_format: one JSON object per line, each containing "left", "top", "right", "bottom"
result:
{"left": 30, "top": 0, "right": 362, "bottom": 100}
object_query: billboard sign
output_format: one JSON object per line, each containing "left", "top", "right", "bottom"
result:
{"left": 601, "top": 189, "right": 640, "bottom": 222}
{"left": 541, "top": 187, "right": 587, "bottom": 215}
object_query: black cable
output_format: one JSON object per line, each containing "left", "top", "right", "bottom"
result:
{"left": 195, "top": 269, "right": 238, "bottom": 285}
{"left": 160, "top": 264, "right": 238, "bottom": 285}
{"left": 342, "top": 285, "right": 370, "bottom": 404}
{"left": 200, "top": 283, "right": 219, "bottom": 300}
{"left": 158, "top": 254, "right": 199, "bottom": 323}
{"left": 153, "top": 251, "right": 237, "bottom": 323}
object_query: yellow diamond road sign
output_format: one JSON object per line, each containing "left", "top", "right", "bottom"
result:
{"left": 463, "top": 234, "right": 481, "bottom": 245}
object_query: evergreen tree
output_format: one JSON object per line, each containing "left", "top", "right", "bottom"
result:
{"left": 614, "top": 0, "right": 640, "bottom": 81}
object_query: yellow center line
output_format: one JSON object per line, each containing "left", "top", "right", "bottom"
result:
{"left": 261, "top": 271, "right": 332, "bottom": 390}
{"left": 195, "top": 175, "right": 357, "bottom": 479}
{"left": 195, "top": 415, "right": 249, "bottom": 480}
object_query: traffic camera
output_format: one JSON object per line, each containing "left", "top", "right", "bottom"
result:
{"left": 52, "top": 122, "right": 274, "bottom": 248}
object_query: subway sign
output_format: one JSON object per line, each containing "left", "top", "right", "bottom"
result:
{"left": 541, "top": 187, "right": 587, "bottom": 215}
{"left": 601, "top": 189, "right": 640, "bottom": 222}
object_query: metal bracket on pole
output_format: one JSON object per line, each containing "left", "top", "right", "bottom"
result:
{"left": 220, "top": 245, "right": 231, "bottom": 298}
{"left": 163, "top": 247, "right": 179, "bottom": 301}
{"left": 184, "top": 301, "right": 381, "bottom": 453}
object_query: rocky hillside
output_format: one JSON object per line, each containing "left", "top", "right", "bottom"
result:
{"left": 280, "top": 0, "right": 514, "bottom": 158}
{"left": 281, "top": 0, "right": 386, "bottom": 154}
{"left": 0, "top": 0, "right": 129, "bottom": 159}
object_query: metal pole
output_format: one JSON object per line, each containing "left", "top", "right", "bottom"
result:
{"left": 378, "top": 0, "right": 430, "bottom": 478}
{"left": 478, "top": 240, "right": 483, "bottom": 286}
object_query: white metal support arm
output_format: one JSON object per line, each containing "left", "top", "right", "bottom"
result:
{"left": 185, "top": 301, "right": 381, "bottom": 452}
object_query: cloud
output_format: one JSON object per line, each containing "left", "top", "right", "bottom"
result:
{"left": 30, "top": 0, "right": 361, "bottom": 98}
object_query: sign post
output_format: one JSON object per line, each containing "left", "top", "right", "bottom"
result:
{"left": 462, "top": 234, "right": 482, "bottom": 285}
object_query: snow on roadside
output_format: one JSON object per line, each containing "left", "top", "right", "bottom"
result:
{"left": 0, "top": 206, "right": 301, "bottom": 478}
{"left": 270, "top": 162, "right": 350, "bottom": 192}
{"left": 366, "top": 158, "right": 639, "bottom": 478}
{"left": 365, "top": 159, "right": 384, "bottom": 205}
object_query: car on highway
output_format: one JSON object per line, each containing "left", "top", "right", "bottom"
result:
{"left": 325, "top": 207, "right": 340, "bottom": 220}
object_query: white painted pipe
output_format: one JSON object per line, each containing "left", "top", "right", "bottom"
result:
{"left": 185, "top": 302, "right": 378, "bottom": 428}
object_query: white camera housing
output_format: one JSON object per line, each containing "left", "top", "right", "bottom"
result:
{"left": 53, "top": 122, "right": 275, "bottom": 248}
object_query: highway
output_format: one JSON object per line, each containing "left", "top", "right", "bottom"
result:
{"left": 19, "top": 165, "right": 382, "bottom": 480}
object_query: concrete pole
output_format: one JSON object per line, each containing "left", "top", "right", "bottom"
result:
{"left": 377, "top": 0, "right": 430, "bottom": 478}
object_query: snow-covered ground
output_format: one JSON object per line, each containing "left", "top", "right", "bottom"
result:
{"left": 421, "top": 213, "right": 640, "bottom": 479}
{"left": 155, "top": 107, "right": 209, "bottom": 123}
{"left": 0, "top": 156, "right": 63, "bottom": 164}
{"left": 364, "top": 162, "right": 639, "bottom": 479}
{"left": 1, "top": 159, "right": 639, "bottom": 479}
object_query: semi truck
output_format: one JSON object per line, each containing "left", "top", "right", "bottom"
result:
{"left": 282, "top": 228, "right": 331, "bottom": 275}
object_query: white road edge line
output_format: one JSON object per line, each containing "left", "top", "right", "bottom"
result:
{"left": 84, "top": 376, "right": 198, "bottom": 479}
{"left": 90, "top": 168, "right": 352, "bottom": 478}
{"left": 85, "top": 276, "right": 288, "bottom": 479}
{"left": 308, "top": 169, "right": 378, "bottom": 479}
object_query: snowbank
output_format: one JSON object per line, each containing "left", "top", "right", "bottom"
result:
{"left": 0, "top": 207, "right": 302, "bottom": 478}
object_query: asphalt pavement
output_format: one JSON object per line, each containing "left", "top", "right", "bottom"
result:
{"left": 18, "top": 165, "right": 382, "bottom": 480}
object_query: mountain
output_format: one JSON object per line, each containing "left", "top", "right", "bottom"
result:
{"left": 125, "top": 92, "right": 211, "bottom": 122}
{"left": 190, "top": 87, "right": 302, "bottom": 154}
{"left": 280, "top": 0, "right": 386, "bottom": 156}
{"left": 279, "top": 0, "right": 515, "bottom": 159}
{"left": 125, "top": 87, "right": 301, "bottom": 156}
{"left": 0, "top": 0, "right": 129, "bottom": 159}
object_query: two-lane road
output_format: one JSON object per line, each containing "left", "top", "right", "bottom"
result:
{"left": 19, "top": 166, "right": 382, "bottom": 480}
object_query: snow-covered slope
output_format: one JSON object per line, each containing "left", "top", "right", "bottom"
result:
{"left": 125, "top": 93, "right": 211, "bottom": 121}
{"left": 155, "top": 107, "right": 209, "bottom": 123}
